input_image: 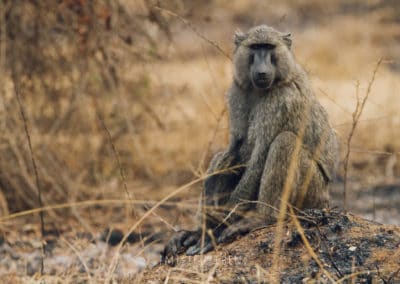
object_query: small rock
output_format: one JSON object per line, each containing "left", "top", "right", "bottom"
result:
{"left": 287, "top": 231, "right": 302, "bottom": 247}
{"left": 348, "top": 246, "right": 357, "bottom": 251}
{"left": 76, "top": 232, "right": 94, "bottom": 241}
{"left": 258, "top": 241, "right": 271, "bottom": 253}
{"left": 330, "top": 223, "right": 342, "bottom": 233}
{"left": 101, "top": 228, "right": 124, "bottom": 246}
{"left": 127, "top": 232, "right": 141, "bottom": 243}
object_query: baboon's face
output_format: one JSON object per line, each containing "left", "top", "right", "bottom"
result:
{"left": 233, "top": 25, "right": 293, "bottom": 90}
{"left": 248, "top": 43, "right": 276, "bottom": 89}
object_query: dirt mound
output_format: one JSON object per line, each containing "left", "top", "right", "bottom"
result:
{"left": 139, "top": 210, "right": 400, "bottom": 283}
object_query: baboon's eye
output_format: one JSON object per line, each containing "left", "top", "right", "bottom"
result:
{"left": 249, "top": 43, "right": 275, "bottom": 50}
{"left": 249, "top": 53, "right": 255, "bottom": 65}
{"left": 271, "top": 53, "right": 277, "bottom": 65}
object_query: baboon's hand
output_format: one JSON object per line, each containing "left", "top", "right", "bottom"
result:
{"left": 215, "top": 151, "right": 236, "bottom": 172}
{"left": 161, "top": 230, "right": 200, "bottom": 264}
{"left": 186, "top": 234, "right": 214, "bottom": 256}
{"left": 217, "top": 216, "right": 269, "bottom": 244}
{"left": 184, "top": 217, "right": 266, "bottom": 256}
{"left": 185, "top": 225, "right": 227, "bottom": 256}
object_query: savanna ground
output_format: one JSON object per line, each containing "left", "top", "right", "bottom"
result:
{"left": 0, "top": 0, "right": 399, "bottom": 283}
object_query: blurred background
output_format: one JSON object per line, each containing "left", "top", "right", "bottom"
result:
{"left": 0, "top": 0, "right": 399, "bottom": 279}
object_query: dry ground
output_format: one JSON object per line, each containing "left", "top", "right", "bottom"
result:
{"left": 140, "top": 210, "right": 400, "bottom": 283}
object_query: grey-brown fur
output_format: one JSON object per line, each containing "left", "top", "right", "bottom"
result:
{"left": 162, "top": 25, "right": 338, "bottom": 260}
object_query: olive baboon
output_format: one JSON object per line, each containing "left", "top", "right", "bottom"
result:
{"left": 163, "top": 25, "right": 338, "bottom": 259}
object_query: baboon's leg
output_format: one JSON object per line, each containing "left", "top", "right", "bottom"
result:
{"left": 204, "top": 151, "right": 242, "bottom": 207}
{"left": 203, "top": 151, "right": 243, "bottom": 234}
{"left": 163, "top": 151, "right": 243, "bottom": 259}
{"left": 257, "top": 131, "right": 329, "bottom": 219}
{"left": 183, "top": 152, "right": 243, "bottom": 256}
{"left": 217, "top": 132, "right": 329, "bottom": 244}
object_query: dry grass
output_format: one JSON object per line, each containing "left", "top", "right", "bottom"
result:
{"left": 0, "top": 0, "right": 399, "bottom": 282}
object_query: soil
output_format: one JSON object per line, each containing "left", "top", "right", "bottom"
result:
{"left": 138, "top": 209, "right": 400, "bottom": 283}
{"left": 1, "top": 183, "right": 399, "bottom": 282}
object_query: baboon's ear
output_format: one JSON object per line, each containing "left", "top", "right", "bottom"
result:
{"left": 234, "top": 30, "right": 246, "bottom": 46}
{"left": 281, "top": 33, "right": 292, "bottom": 49}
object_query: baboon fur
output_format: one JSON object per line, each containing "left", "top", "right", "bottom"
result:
{"left": 163, "top": 25, "right": 338, "bottom": 258}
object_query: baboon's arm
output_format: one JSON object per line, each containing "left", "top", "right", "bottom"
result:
{"left": 227, "top": 136, "right": 244, "bottom": 156}
{"left": 228, "top": 139, "right": 268, "bottom": 207}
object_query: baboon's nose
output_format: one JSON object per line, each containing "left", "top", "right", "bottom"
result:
{"left": 257, "top": 72, "right": 267, "bottom": 79}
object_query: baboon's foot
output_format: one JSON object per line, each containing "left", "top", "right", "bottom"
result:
{"left": 161, "top": 230, "right": 200, "bottom": 264}
{"left": 185, "top": 224, "right": 228, "bottom": 256}
{"left": 185, "top": 217, "right": 268, "bottom": 255}
{"left": 217, "top": 216, "right": 268, "bottom": 244}
{"left": 185, "top": 234, "right": 215, "bottom": 256}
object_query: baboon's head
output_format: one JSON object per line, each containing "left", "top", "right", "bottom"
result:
{"left": 233, "top": 25, "right": 294, "bottom": 90}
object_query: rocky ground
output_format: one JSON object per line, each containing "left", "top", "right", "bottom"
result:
{"left": 1, "top": 183, "right": 400, "bottom": 283}
{"left": 139, "top": 210, "right": 400, "bottom": 283}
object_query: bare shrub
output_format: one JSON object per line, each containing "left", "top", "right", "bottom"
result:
{"left": 0, "top": 1, "right": 173, "bottom": 212}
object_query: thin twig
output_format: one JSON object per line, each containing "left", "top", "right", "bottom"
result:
{"left": 314, "top": 225, "right": 344, "bottom": 278}
{"left": 0, "top": 197, "right": 247, "bottom": 223}
{"left": 270, "top": 108, "right": 309, "bottom": 283}
{"left": 92, "top": 98, "right": 177, "bottom": 235}
{"left": 334, "top": 114, "right": 397, "bottom": 128}
{"left": 289, "top": 207, "right": 336, "bottom": 282}
{"left": 197, "top": 107, "right": 227, "bottom": 174}
{"left": 61, "top": 237, "right": 93, "bottom": 284}
{"left": 92, "top": 98, "right": 136, "bottom": 217}
{"left": 105, "top": 176, "right": 206, "bottom": 281}
{"left": 139, "top": 97, "right": 166, "bottom": 130}
{"left": 319, "top": 88, "right": 352, "bottom": 115}
{"left": 104, "top": 164, "right": 245, "bottom": 280}
{"left": 152, "top": 6, "right": 231, "bottom": 60}
{"left": 387, "top": 268, "right": 400, "bottom": 283}
{"left": 342, "top": 58, "right": 382, "bottom": 211}
{"left": 11, "top": 71, "right": 45, "bottom": 274}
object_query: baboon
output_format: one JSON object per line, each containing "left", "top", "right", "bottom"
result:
{"left": 163, "top": 25, "right": 338, "bottom": 259}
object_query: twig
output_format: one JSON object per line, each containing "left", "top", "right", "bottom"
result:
{"left": 104, "top": 165, "right": 244, "bottom": 280}
{"left": 92, "top": 98, "right": 136, "bottom": 219}
{"left": 61, "top": 237, "right": 93, "bottom": 284}
{"left": 92, "top": 98, "right": 179, "bottom": 247}
{"left": 336, "top": 268, "right": 392, "bottom": 283}
{"left": 342, "top": 58, "right": 382, "bottom": 211}
{"left": 334, "top": 114, "right": 397, "bottom": 128}
{"left": 319, "top": 88, "right": 352, "bottom": 115}
{"left": 0, "top": 198, "right": 233, "bottom": 223}
{"left": 289, "top": 207, "right": 336, "bottom": 282}
{"left": 105, "top": 176, "right": 206, "bottom": 281}
{"left": 11, "top": 71, "right": 45, "bottom": 274}
{"left": 197, "top": 107, "right": 227, "bottom": 174}
{"left": 387, "top": 268, "right": 400, "bottom": 283}
{"left": 152, "top": 6, "right": 231, "bottom": 60}
{"left": 138, "top": 97, "right": 166, "bottom": 130}
{"left": 350, "top": 148, "right": 399, "bottom": 156}
{"left": 270, "top": 109, "right": 309, "bottom": 282}
{"left": 375, "top": 264, "right": 389, "bottom": 284}
{"left": 314, "top": 225, "right": 344, "bottom": 278}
